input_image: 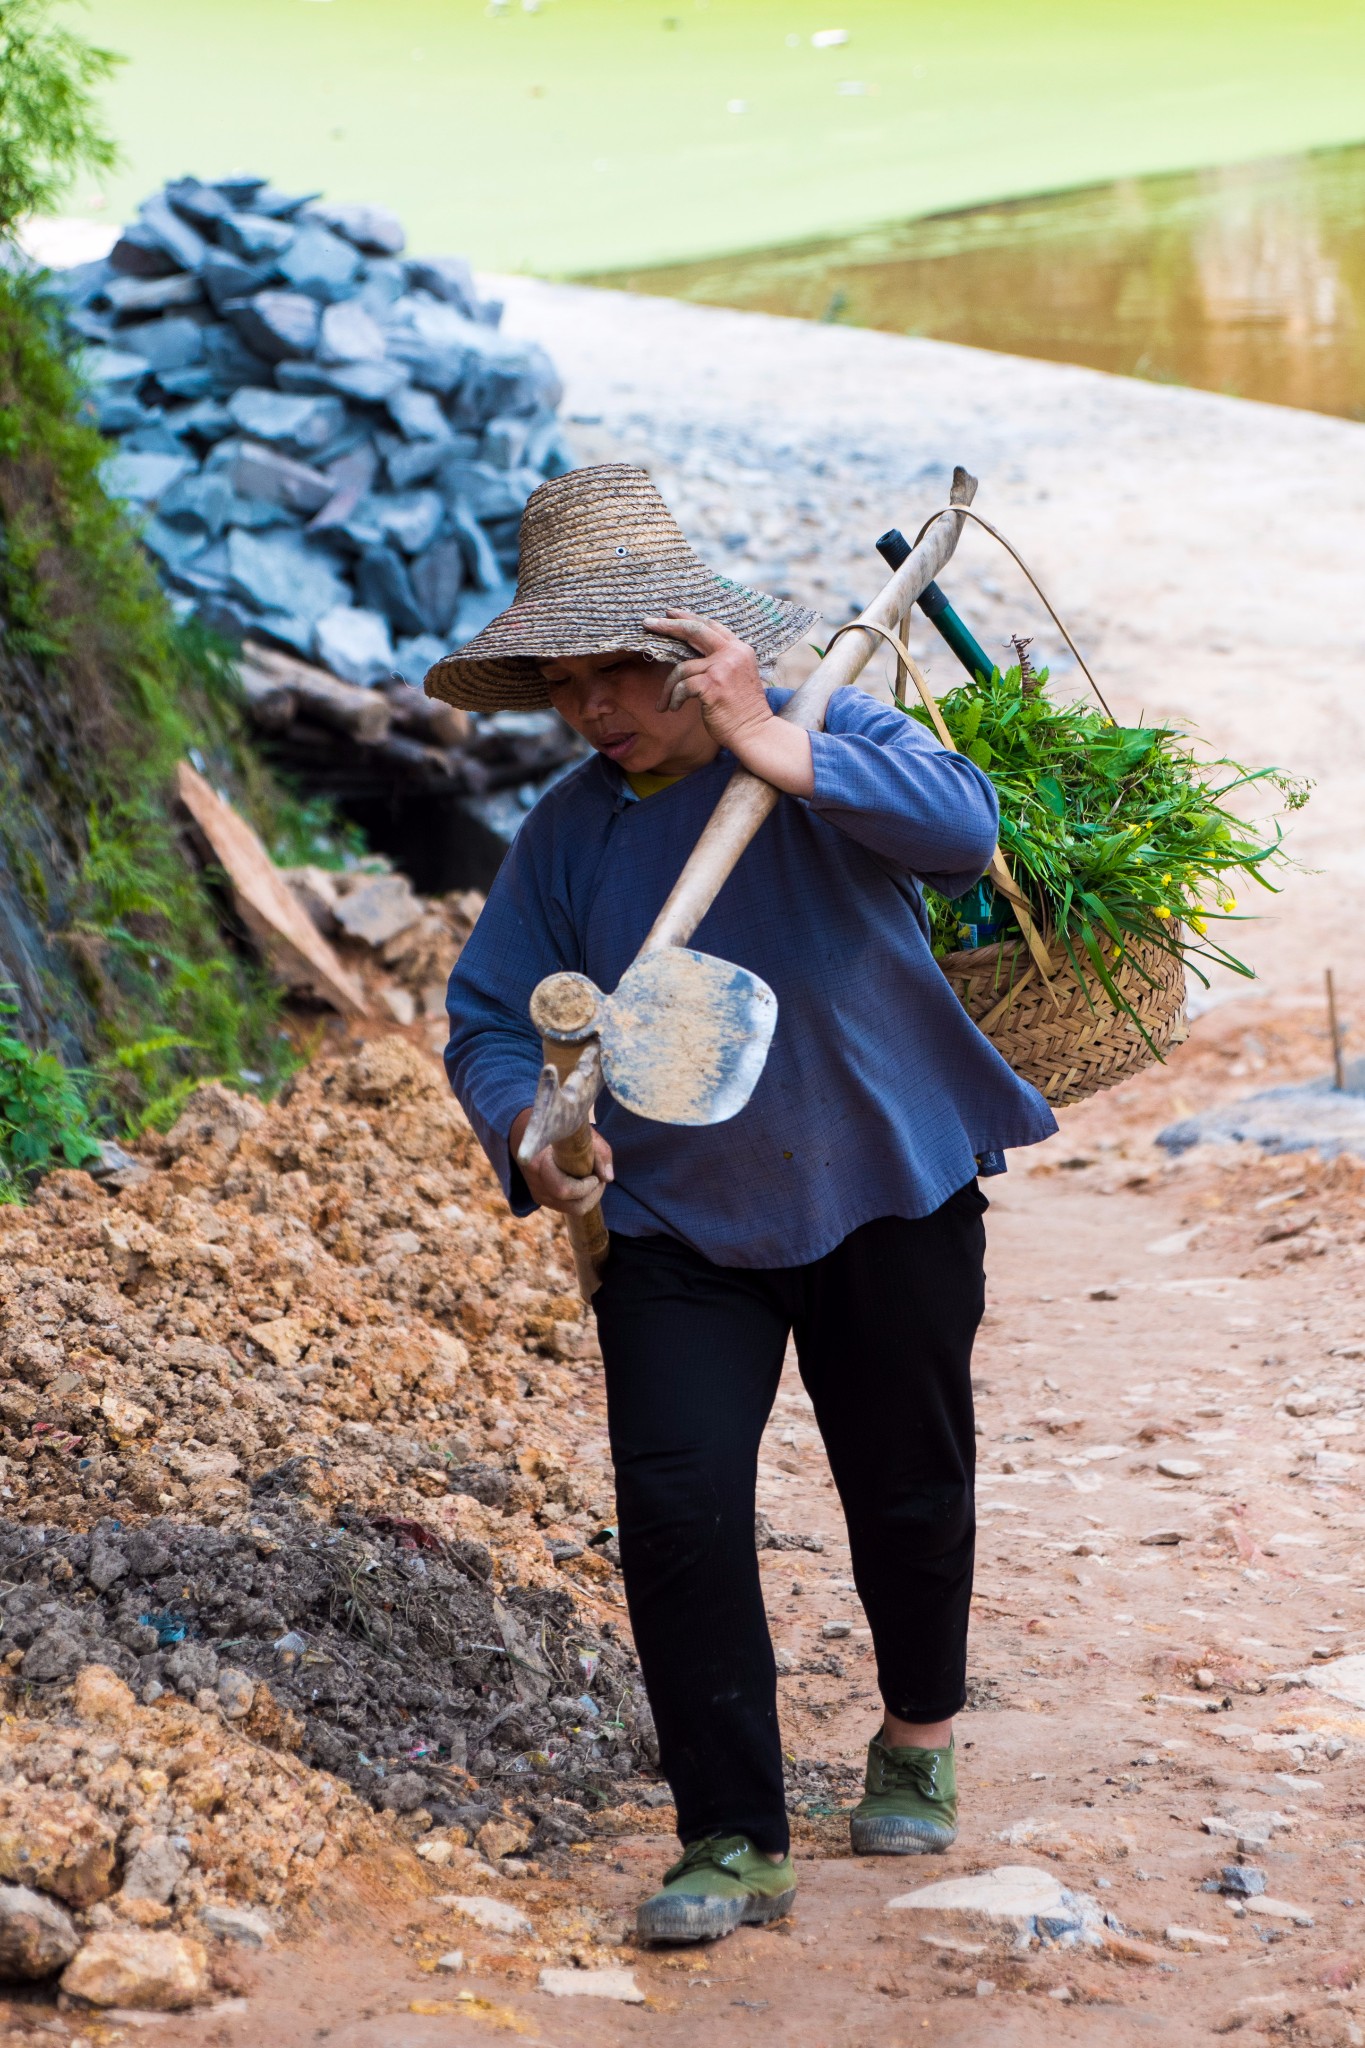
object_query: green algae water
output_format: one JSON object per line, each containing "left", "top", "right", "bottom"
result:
{"left": 598, "top": 144, "right": 1365, "bottom": 420}
{"left": 78, "top": 1, "right": 1365, "bottom": 277}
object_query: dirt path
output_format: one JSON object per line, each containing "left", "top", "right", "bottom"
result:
{"left": 63, "top": 992, "right": 1359, "bottom": 2048}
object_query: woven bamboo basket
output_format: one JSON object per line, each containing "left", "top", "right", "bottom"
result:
{"left": 940, "top": 932, "right": 1188, "bottom": 1108}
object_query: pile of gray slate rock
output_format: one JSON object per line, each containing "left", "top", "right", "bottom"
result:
{"left": 44, "top": 176, "right": 569, "bottom": 688}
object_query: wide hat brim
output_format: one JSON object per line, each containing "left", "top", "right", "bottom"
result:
{"left": 423, "top": 463, "right": 818, "bottom": 712}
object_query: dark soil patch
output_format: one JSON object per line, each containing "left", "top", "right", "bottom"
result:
{"left": 0, "top": 1505, "right": 657, "bottom": 1832}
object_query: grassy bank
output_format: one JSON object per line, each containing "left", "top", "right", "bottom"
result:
{"left": 0, "top": 270, "right": 309, "bottom": 1181}
{"left": 78, "top": 0, "right": 1365, "bottom": 274}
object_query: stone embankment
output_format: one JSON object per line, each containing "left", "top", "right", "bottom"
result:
{"left": 38, "top": 179, "right": 583, "bottom": 851}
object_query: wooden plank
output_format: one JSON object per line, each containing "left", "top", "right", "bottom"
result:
{"left": 174, "top": 761, "right": 371, "bottom": 1019}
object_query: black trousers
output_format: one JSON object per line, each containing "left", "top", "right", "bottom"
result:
{"left": 592, "top": 1188, "right": 986, "bottom": 1856}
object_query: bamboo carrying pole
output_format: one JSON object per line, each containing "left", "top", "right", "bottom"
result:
{"left": 640, "top": 466, "right": 980, "bottom": 955}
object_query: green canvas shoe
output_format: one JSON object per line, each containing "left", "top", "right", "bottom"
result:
{"left": 635, "top": 1834, "right": 797, "bottom": 1944}
{"left": 850, "top": 1734, "right": 958, "bottom": 1855}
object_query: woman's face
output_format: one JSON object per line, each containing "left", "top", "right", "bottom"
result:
{"left": 541, "top": 649, "right": 717, "bottom": 777}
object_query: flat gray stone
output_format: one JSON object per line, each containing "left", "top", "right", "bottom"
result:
{"left": 201, "top": 249, "right": 277, "bottom": 312}
{"left": 218, "top": 211, "right": 297, "bottom": 261}
{"left": 141, "top": 517, "right": 210, "bottom": 581}
{"left": 406, "top": 255, "right": 480, "bottom": 316}
{"left": 387, "top": 385, "right": 451, "bottom": 442}
{"left": 309, "top": 200, "right": 406, "bottom": 256}
{"left": 110, "top": 222, "right": 180, "bottom": 278}
{"left": 385, "top": 438, "right": 447, "bottom": 489}
{"left": 159, "top": 469, "right": 286, "bottom": 535}
{"left": 447, "top": 503, "right": 504, "bottom": 591}
{"left": 410, "top": 537, "right": 464, "bottom": 635}
{"left": 451, "top": 579, "right": 516, "bottom": 645}
{"left": 105, "top": 271, "right": 203, "bottom": 317}
{"left": 171, "top": 396, "right": 235, "bottom": 443}
{"left": 227, "top": 387, "right": 345, "bottom": 454}
{"left": 277, "top": 222, "right": 362, "bottom": 301}
{"left": 376, "top": 489, "right": 444, "bottom": 556}
{"left": 164, "top": 177, "right": 233, "bottom": 229}
{"left": 318, "top": 298, "right": 388, "bottom": 364}
{"left": 314, "top": 605, "right": 394, "bottom": 686}
{"left": 101, "top": 449, "right": 194, "bottom": 505}
{"left": 482, "top": 414, "right": 531, "bottom": 470}
{"left": 227, "top": 528, "right": 348, "bottom": 623}
{"left": 438, "top": 456, "right": 534, "bottom": 524}
{"left": 222, "top": 440, "right": 332, "bottom": 514}
{"left": 119, "top": 316, "right": 206, "bottom": 374}
{"left": 82, "top": 345, "right": 152, "bottom": 389}
{"left": 201, "top": 324, "right": 273, "bottom": 390}
{"left": 275, "top": 358, "right": 408, "bottom": 403}
{"left": 225, "top": 289, "right": 321, "bottom": 362}
{"left": 356, "top": 546, "right": 424, "bottom": 636}
{"left": 393, "top": 634, "right": 449, "bottom": 688}
{"left": 136, "top": 192, "right": 207, "bottom": 272}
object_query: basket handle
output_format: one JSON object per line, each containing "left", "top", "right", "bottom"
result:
{"left": 827, "top": 619, "right": 1056, "bottom": 990}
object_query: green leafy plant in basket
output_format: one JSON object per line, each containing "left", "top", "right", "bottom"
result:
{"left": 904, "top": 649, "right": 1309, "bottom": 1020}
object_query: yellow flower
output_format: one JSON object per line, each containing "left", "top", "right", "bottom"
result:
{"left": 1191, "top": 914, "right": 1206, "bottom": 935}
{"left": 1153, "top": 905, "right": 1172, "bottom": 919}
{"left": 1160, "top": 872, "right": 1172, "bottom": 885}
{"left": 1221, "top": 896, "right": 1237, "bottom": 913}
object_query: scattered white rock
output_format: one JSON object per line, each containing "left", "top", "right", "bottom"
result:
{"left": 1158, "top": 1458, "right": 1203, "bottom": 1480}
{"left": 539, "top": 1966, "right": 645, "bottom": 2003}
{"left": 1245, "top": 1897, "right": 1314, "bottom": 1926}
{"left": 1297, "top": 1654, "right": 1365, "bottom": 1710}
{"left": 435, "top": 1949, "right": 465, "bottom": 1972}
{"left": 1165, "top": 1923, "right": 1229, "bottom": 1950}
{"left": 887, "top": 1864, "right": 1104, "bottom": 1946}
{"left": 200, "top": 1904, "right": 274, "bottom": 1948}
{"left": 820, "top": 1621, "right": 852, "bottom": 1639}
{"left": 439, "top": 1895, "right": 533, "bottom": 1937}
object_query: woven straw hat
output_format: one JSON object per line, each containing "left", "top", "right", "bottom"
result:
{"left": 423, "top": 463, "right": 818, "bottom": 712}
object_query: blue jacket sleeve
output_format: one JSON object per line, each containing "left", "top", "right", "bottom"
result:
{"left": 799, "top": 684, "right": 998, "bottom": 897}
{"left": 444, "top": 804, "right": 583, "bottom": 1213}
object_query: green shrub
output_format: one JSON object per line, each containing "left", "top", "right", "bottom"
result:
{"left": 0, "top": 0, "right": 120, "bottom": 237}
{"left": 0, "top": 994, "right": 101, "bottom": 1195}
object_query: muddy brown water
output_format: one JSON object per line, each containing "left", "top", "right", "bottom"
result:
{"left": 589, "top": 142, "right": 1365, "bottom": 422}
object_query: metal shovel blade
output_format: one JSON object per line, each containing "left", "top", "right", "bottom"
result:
{"left": 599, "top": 948, "right": 778, "bottom": 1126}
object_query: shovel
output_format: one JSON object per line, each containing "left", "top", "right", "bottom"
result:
{"left": 519, "top": 466, "right": 981, "bottom": 1299}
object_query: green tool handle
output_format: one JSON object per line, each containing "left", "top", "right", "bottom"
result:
{"left": 876, "top": 528, "right": 994, "bottom": 684}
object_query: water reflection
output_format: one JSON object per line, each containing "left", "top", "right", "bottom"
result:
{"left": 592, "top": 146, "right": 1365, "bottom": 421}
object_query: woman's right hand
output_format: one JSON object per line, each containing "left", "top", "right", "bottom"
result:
{"left": 509, "top": 1108, "right": 614, "bottom": 1216}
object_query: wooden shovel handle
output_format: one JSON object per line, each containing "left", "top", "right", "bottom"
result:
{"left": 641, "top": 468, "right": 978, "bottom": 955}
{"left": 541, "top": 1037, "right": 609, "bottom": 1301}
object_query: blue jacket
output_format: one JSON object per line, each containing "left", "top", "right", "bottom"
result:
{"left": 445, "top": 686, "right": 1057, "bottom": 1267}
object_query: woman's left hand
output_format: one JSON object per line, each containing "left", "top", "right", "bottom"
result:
{"left": 643, "top": 611, "right": 815, "bottom": 797}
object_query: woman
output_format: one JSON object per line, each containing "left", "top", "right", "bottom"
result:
{"left": 431, "top": 463, "right": 1056, "bottom": 1943}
